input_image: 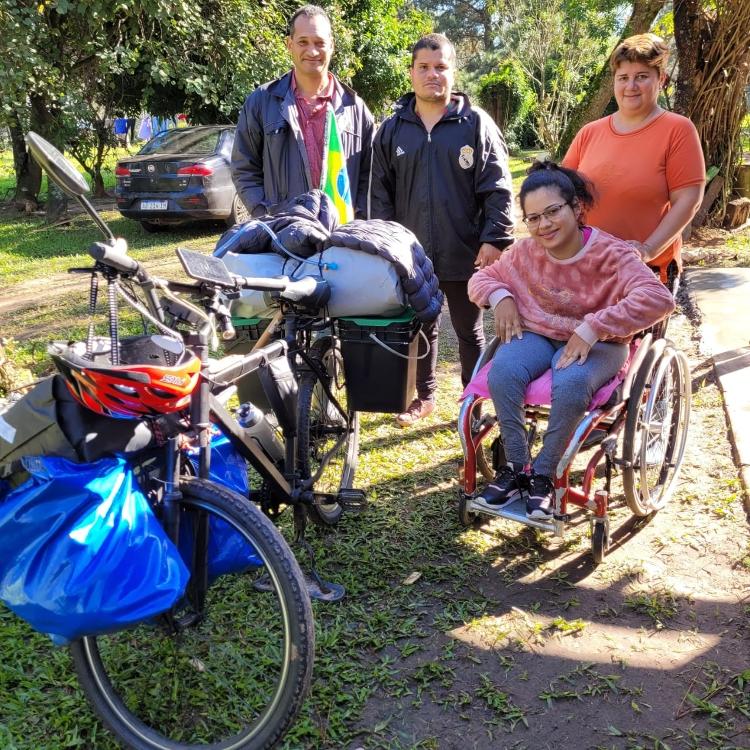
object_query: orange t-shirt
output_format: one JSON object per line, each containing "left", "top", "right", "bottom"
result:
{"left": 563, "top": 111, "right": 704, "bottom": 275}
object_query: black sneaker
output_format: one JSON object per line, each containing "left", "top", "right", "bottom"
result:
{"left": 475, "top": 465, "right": 522, "bottom": 509}
{"left": 526, "top": 473, "right": 554, "bottom": 519}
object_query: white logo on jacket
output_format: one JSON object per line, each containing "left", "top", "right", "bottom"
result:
{"left": 458, "top": 145, "right": 474, "bottom": 169}
{"left": 396, "top": 146, "right": 405, "bottom": 157}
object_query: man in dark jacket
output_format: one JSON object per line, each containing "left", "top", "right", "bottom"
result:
{"left": 232, "top": 5, "right": 374, "bottom": 219}
{"left": 370, "top": 33, "right": 514, "bottom": 426}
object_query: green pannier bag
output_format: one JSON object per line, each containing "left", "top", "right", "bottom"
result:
{"left": 0, "top": 377, "right": 79, "bottom": 480}
{"left": 1, "top": 376, "right": 156, "bottom": 487}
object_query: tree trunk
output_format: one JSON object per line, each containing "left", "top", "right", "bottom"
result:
{"left": 92, "top": 169, "right": 106, "bottom": 198}
{"left": 555, "top": 0, "right": 666, "bottom": 157}
{"left": 8, "top": 111, "right": 41, "bottom": 210}
{"left": 29, "top": 93, "right": 69, "bottom": 222}
{"left": 672, "top": 0, "right": 703, "bottom": 114}
{"left": 92, "top": 123, "right": 111, "bottom": 198}
{"left": 674, "top": 0, "right": 750, "bottom": 219}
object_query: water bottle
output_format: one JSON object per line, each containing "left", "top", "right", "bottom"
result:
{"left": 236, "top": 402, "right": 285, "bottom": 464}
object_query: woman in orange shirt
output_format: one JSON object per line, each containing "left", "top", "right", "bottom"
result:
{"left": 563, "top": 34, "right": 705, "bottom": 282}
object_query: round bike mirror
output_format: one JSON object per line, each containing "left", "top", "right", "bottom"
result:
{"left": 25, "top": 131, "right": 90, "bottom": 197}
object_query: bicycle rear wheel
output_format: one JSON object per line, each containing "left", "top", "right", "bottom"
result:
{"left": 70, "top": 477, "right": 314, "bottom": 750}
{"left": 297, "top": 337, "right": 360, "bottom": 526}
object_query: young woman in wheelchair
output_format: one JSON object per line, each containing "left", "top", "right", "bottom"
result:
{"left": 467, "top": 162, "right": 675, "bottom": 520}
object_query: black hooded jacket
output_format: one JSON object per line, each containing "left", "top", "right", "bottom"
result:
{"left": 369, "top": 92, "right": 514, "bottom": 282}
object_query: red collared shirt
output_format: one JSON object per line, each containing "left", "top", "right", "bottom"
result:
{"left": 292, "top": 72, "right": 334, "bottom": 189}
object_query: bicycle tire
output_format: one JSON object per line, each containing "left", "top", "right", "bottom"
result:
{"left": 70, "top": 477, "right": 314, "bottom": 750}
{"left": 297, "top": 338, "right": 360, "bottom": 526}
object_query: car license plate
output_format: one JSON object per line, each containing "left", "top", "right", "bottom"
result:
{"left": 141, "top": 200, "right": 168, "bottom": 210}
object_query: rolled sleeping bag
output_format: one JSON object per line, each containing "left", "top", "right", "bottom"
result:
{"left": 306, "top": 246, "right": 407, "bottom": 318}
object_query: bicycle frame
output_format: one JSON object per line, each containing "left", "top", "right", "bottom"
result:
{"left": 132, "top": 273, "right": 353, "bottom": 517}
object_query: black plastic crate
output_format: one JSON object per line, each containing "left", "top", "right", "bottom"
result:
{"left": 338, "top": 313, "right": 421, "bottom": 413}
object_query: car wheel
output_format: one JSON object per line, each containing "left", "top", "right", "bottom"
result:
{"left": 140, "top": 221, "right": 165, "bottom": 233}
{"left": 227, "top": 193, "right": 250, "bottom": 227}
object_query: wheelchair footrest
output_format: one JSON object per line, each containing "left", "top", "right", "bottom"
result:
{"left": 336, "top": 488, "right": 367, "bottom": 512}
{"left": 468, "top": 496, "right": 556, "bottom": 533}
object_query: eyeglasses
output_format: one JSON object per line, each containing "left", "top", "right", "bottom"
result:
{"left": 522, "top": 203, "right": 568, "bottom": 228}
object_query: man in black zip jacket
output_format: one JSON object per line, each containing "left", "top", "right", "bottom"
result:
{"left": 231, "top": 5, "right": 374, "bottom": 219}
{"left": 370, "top": 33, "right": 514, "bottom": 426}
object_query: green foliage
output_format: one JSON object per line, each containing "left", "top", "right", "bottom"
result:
{"left": 134, "top": 0, "right": 290, "bottom": 123}
{"left": 416, "top": 0, "right": 622, "bottom": 152}
{"left": 346, "top": 0, "right": 432, "bottom": 115}
{"left": 0, "top": 0, "right": 431, "bottom": 205}
{"left": 500, "top": 0, "right": 621, "bottom": 153}
{"left": 477, "top": 59, "right": 536, "bottom": 149}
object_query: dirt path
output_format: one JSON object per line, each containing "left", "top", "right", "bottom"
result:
{"left": 0, "top": 256, "right": 188, "bottom": 322}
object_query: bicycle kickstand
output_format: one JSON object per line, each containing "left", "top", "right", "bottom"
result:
{"left": 292, "top": 505, "right": 346, "bottom": 603}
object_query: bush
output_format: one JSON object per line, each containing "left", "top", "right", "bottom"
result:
{"left": 478, "top": 60, "right": 537, "bottom": 150}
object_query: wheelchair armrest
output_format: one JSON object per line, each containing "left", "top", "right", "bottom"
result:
{"left": 621, "top": 332, "right": 652, "bottom": 401}
{"left": 470, "top": 336, "right": 501, "bottom": 380}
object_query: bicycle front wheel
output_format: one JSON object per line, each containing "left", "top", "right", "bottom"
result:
{"left": 70, "top": 477, "right": 314, "bottom": 750}
{"left": 297, "top": 337, "right": 360, "bottom": 526}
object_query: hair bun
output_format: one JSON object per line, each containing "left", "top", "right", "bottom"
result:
{"left": 527, "top": 158, "right": 560, "bottom": 176}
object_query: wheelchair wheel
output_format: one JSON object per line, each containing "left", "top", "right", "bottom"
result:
{"left": 622, "top": 342, "right": 690, "bottom": 516}
{"left": 591, "top": 520, "right": 609, "bottom": 564}
{"left": 458, "top": 491, "right": 479, "bottom": 527}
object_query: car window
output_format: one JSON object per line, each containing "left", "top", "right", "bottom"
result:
{"left": 219, "top": 130, "right": 235, "bottom": 158}
{"left": 139, "top": 129, "right": 224, "bottom": 155}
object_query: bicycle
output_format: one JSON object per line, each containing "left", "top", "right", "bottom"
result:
{"left": 214, "top": 220, "right": 364, "bottom": 529}
{"left": 23, "top": 132, "right": 335, "bottom": 749}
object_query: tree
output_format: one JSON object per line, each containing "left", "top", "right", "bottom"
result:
{"left": 501, "top": 0, "right": 620, "bottom": 154}
{"left": 477, "top": 59, "right": 536, "bottom": 148}
{"left": 556, "top": 0, "right": 666, "bottom": 156}
{"left": 345, "top": 0, "right": 432, "bottom": 116}
{"left": 0, "top": 0, "right": 290, "bottom": 210}
{"left": 414, "top": 0, "right": 622, "bottom": 153}
{"left": 673, "top": 0, "right": 750, "bottom": 215}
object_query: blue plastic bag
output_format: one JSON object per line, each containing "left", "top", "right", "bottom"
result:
{"left": 0, "top": 455, "right": 189, "bottom": 645}
{"left": 183, "top": 432, "right": 263, "bottom": 579}
{"left": 187, "top": 430, "right": 250, "bottom": 495}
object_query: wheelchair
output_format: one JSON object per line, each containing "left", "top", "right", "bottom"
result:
{"left": 457, "top": 331, "right": 691, "bottom": 562}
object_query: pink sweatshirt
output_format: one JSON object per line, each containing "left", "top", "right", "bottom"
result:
{"left": 467, "top": 228, "right": 675, "bottom": 344}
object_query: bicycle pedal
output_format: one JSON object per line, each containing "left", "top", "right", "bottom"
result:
{"left": 336, "top": 488, "right": 367, "bottom": 512}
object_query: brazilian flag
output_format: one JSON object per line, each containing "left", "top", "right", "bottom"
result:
{"left": 320, "top": 105, "right": 354, "bottom": 224}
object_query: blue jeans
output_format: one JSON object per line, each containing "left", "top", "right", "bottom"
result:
{"left": 487, "top": 332, "right": 628, "bottom": 478}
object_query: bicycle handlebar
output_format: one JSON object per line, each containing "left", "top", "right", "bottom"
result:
{"left": 84, "top": 237, "right": 330, "bottom": 341}
{"left": 89, "top": 239, "right": 142, "bottom": 276}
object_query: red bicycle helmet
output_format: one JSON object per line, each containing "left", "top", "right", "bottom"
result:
{"left": 49, "top": 335, "right": 201, "bottom": 419}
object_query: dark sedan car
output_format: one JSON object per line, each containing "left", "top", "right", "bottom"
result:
{"left": 115, "top": 125, "right": 248, "bottom": 232}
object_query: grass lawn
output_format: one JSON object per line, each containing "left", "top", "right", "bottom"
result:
{"left": 0, "top": 142, "right": 140, "bottom": 202}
